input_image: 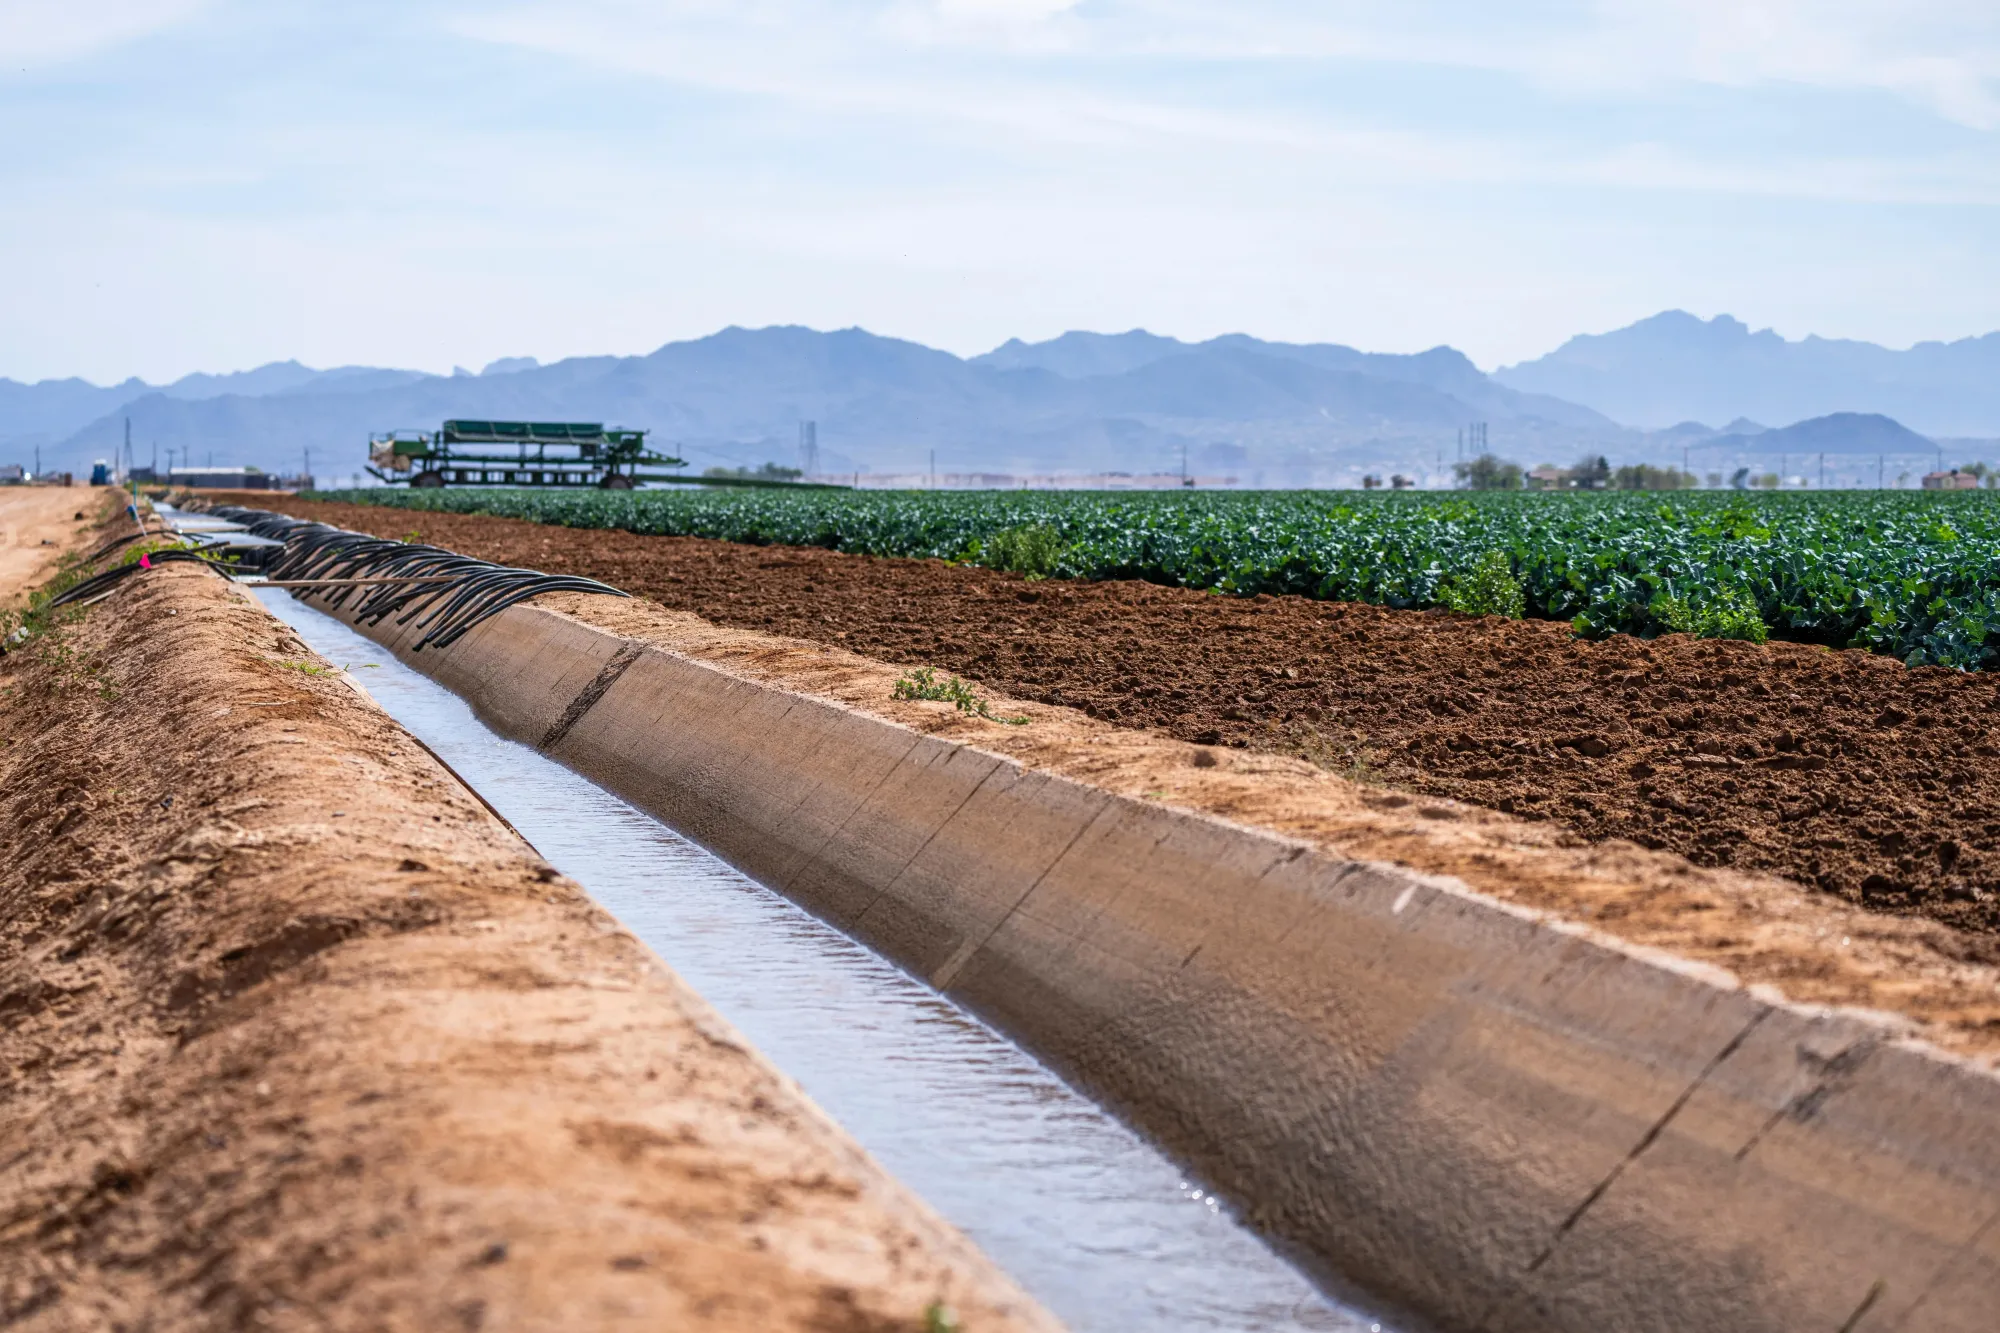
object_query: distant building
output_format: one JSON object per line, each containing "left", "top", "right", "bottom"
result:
{"left": 169, "top": 466, "right": 278, "bottom": 490}
{"left": 1526, "top": 465, "right": 1567, "bottom": 490}
{"left": 1922, "top": 469, "right": 1980, "bottom": 491}
{"left": 0, "top": 463, "right": 24, "bottom": 484}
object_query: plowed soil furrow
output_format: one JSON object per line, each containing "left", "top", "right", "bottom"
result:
{"left": 252, "top": 497, "right": 2000, "bottom": 938}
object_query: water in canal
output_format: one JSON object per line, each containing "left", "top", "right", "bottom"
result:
{"left": 256, "top": 588, "right": 1395, "bottom": 1333}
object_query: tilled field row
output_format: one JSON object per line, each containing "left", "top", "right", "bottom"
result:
{"left": 257, "top": 497, "right": 2000, "bottom": 944}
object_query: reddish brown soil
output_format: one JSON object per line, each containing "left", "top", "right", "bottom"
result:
{"left": 0, "top": 518, "right": 1054, "bottom": 1330}
{"left": 252, "top": 499, "right": 2000, "bottom": 936}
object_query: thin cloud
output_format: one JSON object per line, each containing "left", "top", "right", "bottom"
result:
{"left": 0, "top": 0, "right": 212, "bottom": 68}
{"left": 453, "top": 0, "right": 1999, "bottom": 204}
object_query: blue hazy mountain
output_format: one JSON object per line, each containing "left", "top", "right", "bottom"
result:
{"left": 1496, "top": 311, "right": 2000, "bottom": 436}
{"left": 23, "top": 325, "right": 1623, "bottom": 484}
{"left": 0, "top": 376, "right": 151, "bottom": 443}
{"left": 1707, "top": 412, "right": 1935, "bottom": 456}
{"left": 978, "top": 331, "right": 1611, "bottom": 429}
{"left": 976, "top": 329, "right": 1187, "bottom": 379}
{"left": 0, "top": 360, "right": 431, "bottom": 459}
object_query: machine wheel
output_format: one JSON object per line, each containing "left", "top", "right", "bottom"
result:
{"left": 412, "top": 471, "right": 446, "bottom": 489}
{"left": 599, "top": 473, "right": 635, "bottom": 490}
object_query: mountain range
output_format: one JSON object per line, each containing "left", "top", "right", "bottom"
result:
{"left": 1496, "top": 311, "right": 2000, "bottom": 437}
{"left": 4, "top": 329, "right": 1621, "bottom": 486}
{"left": 3, "top": 314, "right": 1994, "bottom": 485}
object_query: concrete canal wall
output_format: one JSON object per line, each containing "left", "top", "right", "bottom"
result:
{"left": 338, "top": 594, "right": 2000, "bottom": 1333}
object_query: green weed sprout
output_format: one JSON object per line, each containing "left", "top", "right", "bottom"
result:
{"left": 1651, "top": 585, "right": 1768, "bottom": 643}
{"left": 1439, "top": 550, "right": 1526, "bottom": 619}
{"left": 893, "top": 666, "right": 1028, "bottom": 725}
{"left": 968, "top": 523, "right": 1064, "bottom": 578}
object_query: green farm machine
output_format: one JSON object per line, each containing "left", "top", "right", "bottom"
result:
{"left": 365, "top": 420, "right": 850, "bottom": 490}
{"left": 366, "top": 420, "right": 684, "bottom": 490}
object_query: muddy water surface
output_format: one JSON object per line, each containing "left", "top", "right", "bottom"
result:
{"left": 256, "top": 589, "right": 1399, "bottom": 1333}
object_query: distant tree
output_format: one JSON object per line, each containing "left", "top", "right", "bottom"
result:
{"left": 1705, "top": 472, "right": 1724, "bottom": 489}
{"left": 704, "top": 462, "right": 803, "bottom": 481}
{"left": 1963, "top": 461, "right": 1989, "bottom": 479}
{"left": 1390, "top": 474, "right": 1414, "bottom": 490}
{"left": 1614, "top": 463, "right": 1697, "bottom": 491}
{"left": 1751, "top": 472, "right": 1781, "bottom": 489}
{"left": 1729, "top": 466, "right": 1752, "bottom": 490}
{"left": 1570, "top": 455, "right": 1611, "bottom": 490}
{"left": 1452, "top": 454, "right": 1523, "bottom": 491}
{"left": 1361, "top": 474, "right": 1382, "bottom": 490}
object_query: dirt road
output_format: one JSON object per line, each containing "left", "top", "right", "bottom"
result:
{"left": 0, "top": 486, "right": 99, "bottom": 610}
{"left": 251, "top": 497, "right": 2000, "bottom": 937}
{"left": 0, "top": 520, "right": 1055, "bottom": 1329}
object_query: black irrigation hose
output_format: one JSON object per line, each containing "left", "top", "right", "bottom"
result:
{"left": 46, "top": 549, "right": 227, "bottom": 608}
{"left": 80, "top": 528, "right": 165, "bottom": 565}
{"left": 203, "top": 505, "right": 629, "bottom": 650}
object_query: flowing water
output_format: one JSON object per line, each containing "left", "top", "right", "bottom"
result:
{"left": 256, "top": 588, "right": 1398, "bottom": 1333}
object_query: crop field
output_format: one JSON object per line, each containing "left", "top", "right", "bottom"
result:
{"left": 316, "top": 487, "right": 2000, "bottom": 669}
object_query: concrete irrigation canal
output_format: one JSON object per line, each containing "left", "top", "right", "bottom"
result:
{"left": 4, "top": 487, "right": 1998, "bottom": 1332}
{"left": 251, "top": 579, "right": 1385, "bottom": 1333}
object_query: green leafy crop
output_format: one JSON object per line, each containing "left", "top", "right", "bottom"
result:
{"left": 312, "top": 486, "right": 2000, "bottom": 670}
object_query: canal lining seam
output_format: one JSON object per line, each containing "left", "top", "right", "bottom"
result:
{"left": 1887, "top": 1201, "right": 2000, "bottom": 1331}
{"left": 927, "top": 785, "right": 1110, "bottom": 993}
{"left": 541, "top": 641, "right": 644, "bottom": 750}
{"left": 1523, "top": 1005, "right": 1771, "bottom": 1276}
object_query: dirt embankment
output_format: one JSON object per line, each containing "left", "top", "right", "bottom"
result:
{"left": 0, "top": 538, "right": 1055, "bottom": 1328}
{"left": 252, "top": 498, "right": 2000, "bottom": 938}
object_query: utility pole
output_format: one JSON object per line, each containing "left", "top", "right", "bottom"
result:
{"left": 1818, "top": 452, "right": 1824, "bottom": 490}
{"left": 1879, "top": 454, "right": 1884, "bottom": 489}
{"left": 304, "top": 446, "right": 311, "bottom": 488}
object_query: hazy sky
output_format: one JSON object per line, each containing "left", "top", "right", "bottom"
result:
{"left": 4, "top": 0, "right": 1998, "bottom": 383}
